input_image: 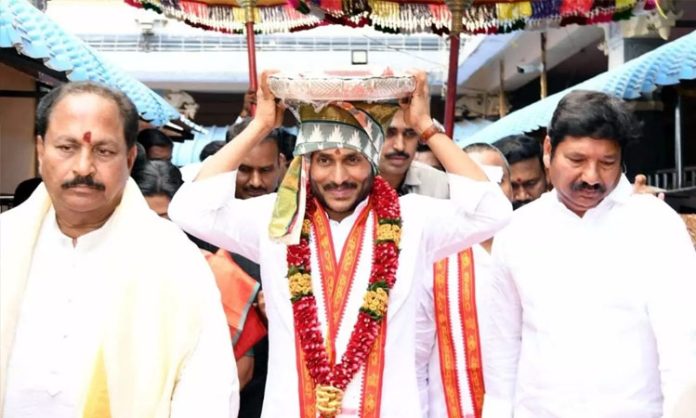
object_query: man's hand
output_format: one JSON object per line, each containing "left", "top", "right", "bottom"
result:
{"left": 400, "top": 71, "right": 433, "bottom": 135}
{"left": 254, "top": 71, "right": 285, "bottom": 132}
{"left": 633, "top": 174, "right": 665, "bottom": 200}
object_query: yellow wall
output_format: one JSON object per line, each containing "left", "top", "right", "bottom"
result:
{"left": 0, "top": 63, "right": 37, "bottom": 194}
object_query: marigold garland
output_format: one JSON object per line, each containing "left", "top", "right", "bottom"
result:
{"left": 286, "top": 175, "right": 401, "bottom": 417}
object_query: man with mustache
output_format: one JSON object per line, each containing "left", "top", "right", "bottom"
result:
{"left": 379, "top": 110, "right": 449, "bottom": 198}
{"left": 226, "top": 119, "right": 285, "bottom": 200}
{"left": 483, "top": 90, "right": 696, "bottom": 418}
{"left": 0, "top": 81, "right": 239, "bottom": 417}
{"left": 493, "top": 134, "right": 549, "bottom": 210}
{"left": 169, "top": 70, "right": 512, "bottom": 417}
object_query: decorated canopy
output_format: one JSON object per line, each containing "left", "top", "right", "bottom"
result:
{"left": 125, "top": 0, "right": 323, "bottom": 34}
{"left": 121, "top": 0, "right": 661, "bottom": 134}
{"left": 126, "top": 0, "right": 658, "bottom": 35}
{"left": 302, "top": 0, "right": 656, "bottom": 35}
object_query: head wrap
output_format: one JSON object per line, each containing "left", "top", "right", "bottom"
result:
{"left": 294, "top": 102, "right": 399, "bottom": 171}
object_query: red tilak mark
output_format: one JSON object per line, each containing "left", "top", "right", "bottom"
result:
{"left": 82, "top": 131, "right": 92, "bottom": 144}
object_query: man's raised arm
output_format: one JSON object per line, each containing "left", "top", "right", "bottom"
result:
{"left": 168, "top": 72, "right": 282, "bottom": 261}
{"left": 402, "top": 72, "right": 512, "bottom": 262}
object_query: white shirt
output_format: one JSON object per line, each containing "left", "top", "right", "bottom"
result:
{"left": 180, "top": 162, "right": 203, "bottom": 182}
{"left": 483, "top": 175, "right": 696, "bottom": 418}
{"left": 416, "top": 245, "right": 494, "bottom": 418}
{"left": 4, "top": 208, "right": 239, "bottom": 418}
{"left": 169, "top": 170, "right": 511, "bottom": 418}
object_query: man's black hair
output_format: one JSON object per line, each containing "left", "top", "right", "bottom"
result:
{"left": 36, "top": 81, "right": 139, "bottom": 148}
{"left": 226, "top": 118, "right": 284, "bottom": 159}
{"left": 226, "top": 117, "right": 253, "bottom": 143}
{"left": 547, "top": 90, "right": 641, "bottom": 157}
{"left": 137, "top": 128, "right": 173, "bottom": 152}
{"left": 276, "top": 128, "right": 297, "bottom": 162}
{"left": 493, "top": 134, "right": 543, "bottom": 166}
{"left": 199, "top": 141, "right": 225, "bottom": 162}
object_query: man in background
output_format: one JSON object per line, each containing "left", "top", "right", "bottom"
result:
{"left": 493, "top": 134, "right": 548, "bottom": 209}
{"left": 137, "top": 128, "right": 174, "bottom": 161}
{"left": 379, "top": 109, "right": 449, "bottom": 199}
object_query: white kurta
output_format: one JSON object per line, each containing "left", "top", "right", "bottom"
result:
{"left": 483, "top": 175, "right": 696, "bottom": 418}
{"left": 3, "top": 207, "right": 239, "bottom": 418}
{"left": 416, "top": 245, "right": 493, "bottom": 418}
{"left": 169, "top": 170, "right": 511, "bottom": 418}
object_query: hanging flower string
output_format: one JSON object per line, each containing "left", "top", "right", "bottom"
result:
{"left": 287, "top": 175, "right": 401, "bottom": 417}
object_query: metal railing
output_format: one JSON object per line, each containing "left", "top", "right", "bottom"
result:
{"left": 79, "top": 33, "right": 448, "bottom": 53}
{"left": 647, "top": 166, "right": 696, "bottom": 190}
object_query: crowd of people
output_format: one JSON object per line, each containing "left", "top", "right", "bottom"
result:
{"left": 0, "top": 71, "right": 695, "bottom": 418}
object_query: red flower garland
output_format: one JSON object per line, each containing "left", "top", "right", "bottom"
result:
{"left": 287, "top": 175, "right": 401, "bottom": 403}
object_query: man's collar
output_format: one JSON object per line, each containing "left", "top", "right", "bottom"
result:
{"left": 326, "top": 196, "right": 370, "bottom": 225}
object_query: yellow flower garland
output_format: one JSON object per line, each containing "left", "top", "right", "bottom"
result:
{"left": 362, "top": 287, "right": 389, "bottom": 317}
{"left": 289, "top": 272, "right": 312, "bottom": 295}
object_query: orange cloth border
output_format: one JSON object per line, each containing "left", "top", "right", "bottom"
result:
{"left": 296, "top": 326, "right": 317, "bottom": 418}
{"left": 358, "top": 316, "right": 387, "bottom": 418}
{"left": 433, "top": 248, "right": 484, "bottom": 418}
{"left": 457, "top": 249, "right": 484, "bottom": 418}
{"left": 434, "top": 257, "right": 465, "bottom": 418}
{"left": 312, "top": 201, "right": 371, "bottom": 364}
{"left": 296, "top": 206, "right": 386, "bottom": 417}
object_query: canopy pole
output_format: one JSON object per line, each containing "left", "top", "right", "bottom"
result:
{"left": 443, "top": 0, "right": 472, "bottom": 138}
{"left": 242, "top": 0, "right": 258, "bottom": 116}
{"left": 445, "top": 34, "right": 460, "bottom": 137}
{"left": 540, "top": 32, "right": 548, "bottom": 99}
{"left": 675, "top": 93, "right": 683, "bottom": 189}
{"left": 499, "top": 60, "right": 506, "bottom": 118}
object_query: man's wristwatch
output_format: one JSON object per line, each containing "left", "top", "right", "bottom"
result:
{"left": 419, "top": 123, "right": 443, "bottom": 144}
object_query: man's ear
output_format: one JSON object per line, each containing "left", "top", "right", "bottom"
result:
{"left": 126, "top": 145, "right": 137, "bottom": 171}
{"left": 36, "top": 136, "right": 45, "bottom": 176}
{"left": 278, "top": 153, "right": 287, "bottom": 167}
{"left": 542, "top": 136, "right": 552, "bottom": 169}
